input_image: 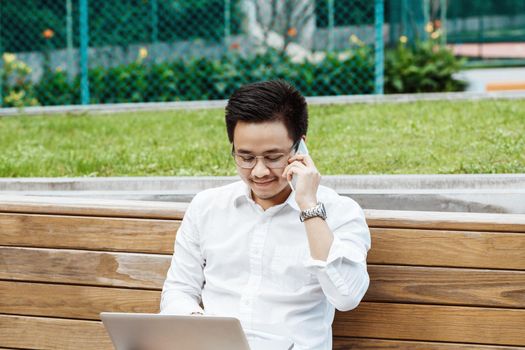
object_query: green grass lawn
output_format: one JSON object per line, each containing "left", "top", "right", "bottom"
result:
{"left": 1, "top": 99, "right": 524, "bottom": 177}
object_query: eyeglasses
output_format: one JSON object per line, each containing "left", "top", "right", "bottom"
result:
{"left": 232, "top": 140, "right": 299, "bottom": 169}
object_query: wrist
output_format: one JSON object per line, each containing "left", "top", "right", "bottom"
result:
{"left": 298, "top": 199, "right": 318, "bottom": 211}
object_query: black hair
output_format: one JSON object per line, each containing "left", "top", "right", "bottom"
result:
{"left": 225, "top": 80, "right": 308, "bottom": 144}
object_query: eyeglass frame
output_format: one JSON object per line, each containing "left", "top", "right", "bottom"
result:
{"left": 231, "top": 139, "right": 300, "bottom": 169}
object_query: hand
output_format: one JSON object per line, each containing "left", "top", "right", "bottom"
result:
{"left": 282, "top": 154, "right": 321, "bottom": 210}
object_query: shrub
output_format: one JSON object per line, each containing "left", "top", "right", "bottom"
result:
{"left": 1, "top": 53, "right": 39, "bottom": 107}
{"left": 10, "top": 41, "right": 467, "bottom": 107}
{"left": 384, "top": 40, "right": 467, "bottom": 93}
{"left": 31, "top": 48, "right": 374, "bottom": 106}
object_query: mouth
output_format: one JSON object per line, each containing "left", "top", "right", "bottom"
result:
{"left": 251, "top": 179, "right": 277, "bottom": 187}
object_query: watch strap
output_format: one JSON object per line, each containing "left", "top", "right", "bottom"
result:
{"left": 300, "top": 202, "right": 327, "bottom": 222}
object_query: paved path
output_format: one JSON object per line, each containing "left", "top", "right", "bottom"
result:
{"left": 457, "top": 67, "right": 525, "bottom": 92}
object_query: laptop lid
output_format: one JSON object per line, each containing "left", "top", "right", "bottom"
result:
{"left": 100, "top": 312, "right": 251, "bottom": 350}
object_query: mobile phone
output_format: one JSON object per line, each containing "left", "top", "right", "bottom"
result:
{"left": 288, "top": 139, "right": 309, "bottom": 191}
{"left": 297, "top": 139, "right": 309, "bottom": 156}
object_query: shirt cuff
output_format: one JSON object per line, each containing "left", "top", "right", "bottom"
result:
{"left": 160, "top": 293, "right": 204, "bottom": 315}
{"left": 303, "top": 235, "right": 367, "bottom": 269}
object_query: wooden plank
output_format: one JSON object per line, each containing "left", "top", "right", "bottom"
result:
{"left": 334, "top": 302, "right": 525, "bottom": 346}
{"left": 0, "top": 280, "right": 160, "bottom": 320}
{"left": 365, "top": 265, "right": 525, "bottom": 308}
{"left": 333, "top": 337, "right": 523, "bottom": 350}
{"left": 369, "top": 228, "right": 525, "bottom": 270}
{"left": 0, "top": 314, "right": 112, "bottom": 350}
{"left": 365, "top": 209, "right": 525, "bottom": 233}
{"left": 0, "top": 195, "right": 187, "bottom": 219}
{"left": 0, "top": 247, "right": 171, "bottom": 289}
{"left": 0, "top": 213, "right": 178, "bottom": 254}
{"left": 2, "top": 266, "right": 523, "bottom": 321}
{"left": 2, "top": 247, "right": 524, "bottom": 302}
{"left": 2, "top": 195, "right": 525, "bottom": 232}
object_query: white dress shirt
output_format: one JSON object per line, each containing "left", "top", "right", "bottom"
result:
{"left": 161, "top": 181, "right": 371, "bottom": 350}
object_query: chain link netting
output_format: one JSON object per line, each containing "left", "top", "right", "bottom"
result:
{"left": 0, "top": 0, "right": 382, "bottom": 107}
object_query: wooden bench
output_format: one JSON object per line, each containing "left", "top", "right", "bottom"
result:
{"left": 0, "top": 195, "right": 524, "bottom": 349}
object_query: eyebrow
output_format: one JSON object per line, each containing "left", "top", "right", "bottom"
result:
{"left": 236, "top": 148, "right": 286, "bottom": 154}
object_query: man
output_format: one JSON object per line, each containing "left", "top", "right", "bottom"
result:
{"left": 160, "top": 80, "right": 370, "bottom": 350}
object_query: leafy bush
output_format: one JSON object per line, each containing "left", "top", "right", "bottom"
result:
{"left": 34, "top": 70, "right": 77, "bottom": 106}
{"left": 384, "top": 40, "right": 467, "bottom": 93}
{"left": 7, "top": 41, "right": 467, "bottom": 107}
{"left": 1, "top": 53, "right": 39, "bottom": 108}
{"left": 33, "top": 48, "right": 374, "bottom": 106}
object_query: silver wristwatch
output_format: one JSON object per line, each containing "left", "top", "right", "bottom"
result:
{"left": 300, "top": 202, "right": 327, "bottom": 222}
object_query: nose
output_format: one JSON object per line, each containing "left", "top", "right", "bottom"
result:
{"left": 251, "top": 157, "right": 270, "bottom": 178}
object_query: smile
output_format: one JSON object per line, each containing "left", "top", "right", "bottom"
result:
{"left": 252, "top": 179, "right": 276, "bottom": 186}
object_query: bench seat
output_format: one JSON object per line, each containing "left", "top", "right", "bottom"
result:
{"left": 1, "top": 195, "right": 524, "bottom": 349}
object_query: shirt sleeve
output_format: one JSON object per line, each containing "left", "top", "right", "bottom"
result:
{"left": 303, "top": 201, "right": 371, "bottom": 312}
{"left": 160, "top": 198, "right": 205, "bottom": 315}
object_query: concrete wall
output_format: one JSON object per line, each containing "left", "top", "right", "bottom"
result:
{"left": 1, "top": 174, "right": 524, "bottom": 214}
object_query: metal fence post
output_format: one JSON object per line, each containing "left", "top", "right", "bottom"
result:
{"left": 440, "top": 0, "right": 447, "bottom": 45}
{"left": 401, "top": 0, "right": 408, "bottom": 40}
{"left": 374, "top": 0, "right": 384, "bottom": 95}
{"left": 423, "top": 0, "right": 430, "bottom": 39}
{"left": 328, "top": 0, "right": 335, "bottom": 51}
{"left": 0, "top": 5, "right": 3, "bottom": 107}
{"left": 66, "top": 0, "right": 74, "bottom": 81}
{"left": 79, "top": 0, "right": 90, "bottom": 105}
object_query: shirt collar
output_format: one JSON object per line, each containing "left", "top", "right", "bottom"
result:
{"left": 233, "top": 181, "right": 252, "bottom": 207}
{"left": 233, "top": 181, "right": 301, "bottom": 212}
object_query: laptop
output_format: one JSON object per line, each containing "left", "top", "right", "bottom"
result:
{"left": 100, "top": 312, "right": 294, "bottom": 350}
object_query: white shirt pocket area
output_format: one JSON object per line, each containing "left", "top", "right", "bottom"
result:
{"left": 270, "top": 246, "right": 318, "bottom": 292}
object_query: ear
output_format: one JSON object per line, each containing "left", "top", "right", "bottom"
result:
{"left": 301, "top": 135, "right": 307, "bottom": 142}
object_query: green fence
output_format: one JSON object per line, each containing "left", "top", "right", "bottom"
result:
{"left": 447, "top": 1, "right": 525, "bottom": 44}
{"left": 0, "top": 0, "right": 384, "bottom": 107}
{"left": 386, "top": 0, "right": 525, "bottom": 45}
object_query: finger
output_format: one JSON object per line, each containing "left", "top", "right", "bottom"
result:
{"left": 288, "top": 154, "right": 306, "bottom": 163}
{"left": 289, "top": 154, "right": 315, "bottom": 167}
{"left": 283, "top": 161, "right": 306, "bottom": 175}
{"left": 286, "top": 165, "right": 302, "bottom": 182}
{"left": 301, "top": 154, "right": 315, "bottom": 167}
{"left": 282, "top": 162, "right": 305, "bottom": 180}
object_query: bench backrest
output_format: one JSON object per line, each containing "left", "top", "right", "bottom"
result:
{"left": 1, "top": 195, "right": 524, "bottom": 349}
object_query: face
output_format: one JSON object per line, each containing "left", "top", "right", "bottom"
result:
{"left": 233, "top": 120, "right": 295, "bottom": 210}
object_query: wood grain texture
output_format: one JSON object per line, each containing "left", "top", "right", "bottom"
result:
{"left": 0, "top": 280, "right": 160, "bottom": 320}
{"left": 333, "top": 337, "right": 525, "bottom": 350}
{"left": 365, "top": 265, "right": 525, "bottom": 308}
{"left": 369, "top": 228, "right": 525, "bottom": 269}
{"left": 365, "top": 209, "right": 525, "bottom": 232}
{"left": 334, "top": 302, "right": 525, "bottom": 346}
{"left": 0, "top": 247, "right": 171, "bottom": 289}
{"left": 2, "top": 196, "right": 525, "bottom": 231}
{"left": 2, "top": 267, "right": 523, "bottom": 322}
{"left": 0, "top": 213, "right": 178, "bottom": 253}
{"left": 2, "top": 196, "right": 525, "bottom": 348}
{"left": 0, "top": 314, "right": 113, "bottom": 350}
{"left": 0, "top": 195, "right": 187, "bottom": 219}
